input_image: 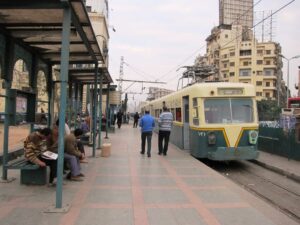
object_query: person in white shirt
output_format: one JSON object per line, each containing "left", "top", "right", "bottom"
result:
{"left": 158, "top": 107, "right": 173, "bottom": 156}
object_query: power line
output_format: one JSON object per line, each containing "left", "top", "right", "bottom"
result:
{"left": 123, "top": 62, "right": 158, "bottom": 80}
{"left": 163, "top": 0, "right": 295, "bottom": 82}
{"left": 158, "top": 0, "right": 265, "bottom": 81}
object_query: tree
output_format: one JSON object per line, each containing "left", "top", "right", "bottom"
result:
{"left": 257, "top": 100, "right": 281, "bottom": 121}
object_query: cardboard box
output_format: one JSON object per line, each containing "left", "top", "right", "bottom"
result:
{"left": 101, "top": 143, "right": 111, "bottom": 157}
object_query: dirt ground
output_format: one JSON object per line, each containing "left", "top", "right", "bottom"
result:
{"left": 0, "top": 124, "right": 30, "bottom": 154}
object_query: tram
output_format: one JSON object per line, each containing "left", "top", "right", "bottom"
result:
{"left": 141, "top": 82, "right": 259, "bottom": 160}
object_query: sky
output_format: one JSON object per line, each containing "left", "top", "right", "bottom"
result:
{"left": 88, "top": 0, "right": 300, "bottom": 111}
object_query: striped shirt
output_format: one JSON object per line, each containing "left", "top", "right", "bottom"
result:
{"left": 158, "top": 111, "right": 173, "bottom": 131}
{"left": 24, "top": 132, "right": 47, "bottom": 164}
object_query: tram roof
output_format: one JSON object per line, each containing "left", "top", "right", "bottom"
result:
{"left": 0, "top": 0, "right": 111, "bottom": 83}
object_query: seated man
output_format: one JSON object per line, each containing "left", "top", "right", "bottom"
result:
{"left": 64, "top": 129, "right": 86, "bottom": 181}
{"left": 24, "top": 128, "right": 57, "bottom": 184}
{"left": 51, "top": 122, "right": 84, "bottom": 181}
{"left": 74, "top": 128, "right": 88, "bottom": 163}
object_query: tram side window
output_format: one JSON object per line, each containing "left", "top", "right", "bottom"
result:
{"left": 176, "top": 108, "right": 182, "bottom": 122}
{"left": 170, "top": 108, "right": 176, "bottom": 118}
{"left": 193, "top": 107, "right": 199, "bottom": 125}
{"left": 192, "top": 98, "right": 199, "bottom": 125}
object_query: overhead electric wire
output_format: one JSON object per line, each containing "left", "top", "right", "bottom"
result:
{"left": 159, "top": 0, "right": 265, "bottom": 82}
{"left": 161, "top": 0, "right": 295, "bottom": 82}
{"left": 123, "top": 62, "right": 157, "bottom": 80}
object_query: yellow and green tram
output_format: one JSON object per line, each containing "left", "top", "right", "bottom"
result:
{"left": 141, "top": 82, "right": 259, "bottom": 160}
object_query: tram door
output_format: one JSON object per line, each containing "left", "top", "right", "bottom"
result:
{"left": 183, "top": 96, "right": 190, "bottom": 150}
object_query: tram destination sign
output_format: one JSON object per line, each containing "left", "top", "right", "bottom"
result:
{"left": 218, "top": 88, "right": 244, "bottom": 95}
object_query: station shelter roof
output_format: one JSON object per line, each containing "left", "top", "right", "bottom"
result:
{"left": 0, "top": 0, "right": 111, "bottom": 84}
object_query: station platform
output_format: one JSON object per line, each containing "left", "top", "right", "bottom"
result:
{"left": 0, "top": 124, "right": 298, "bottom": 225}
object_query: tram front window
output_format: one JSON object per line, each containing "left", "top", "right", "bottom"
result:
{"left": 204, "top": 98, "right": 253, "bottom": 124}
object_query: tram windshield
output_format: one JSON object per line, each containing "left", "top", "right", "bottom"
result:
{"left": 204, "top": 98, "right": 254, "bottom": 124}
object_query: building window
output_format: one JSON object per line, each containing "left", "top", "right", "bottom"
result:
{"left": 239, "top": 69, "right": 251, "bottom": 76}
{"left": 230, "top": 62, "right": 235, "bottom": 67}
{"left": 256, "top": 92, "right": 262, "bottom": 96}
{"left": 257, "top": 60, "right": 263, "bottom": 65}
{"left": 225, "top": 34, "right": 228, "bottom": 38}
{"left": 256, "top": 81, "right": 262, "bottom": 86}
{"left": 264, "top": 69, "right": 274, "bottom": 76}
{"left": 243, "top": 61, "right": 249, "bottom": 66}
{"left": 223, "top": 73, "right": 227, "bottom": 78}
{"left": 266, "top": 82, "right": 270, "bottom": 87}
{"left": 230, "top": 52, "right": 235, "bottom": 57}
{"left": 266, "top": 92, "right": 270, "bottom": 98}
{"left": 265, "top": 60, "right": 271, "bottom": 65}
{"left": 257, "top": 71, "right": 263, "bottom": 75}
{"left": 240, "top": 50, "right": 252, "bottom": 56}
{"left": 257, "top": 50, "right": 263, "bottom": 55}
{"left": 266, "top": 50, "right": 271, "bottom": 54}
{"left": 230, "top": 72, "right": 235, "bottom": 77}
{"left": 223, "top": 64, "right": 227, "bottom": 68}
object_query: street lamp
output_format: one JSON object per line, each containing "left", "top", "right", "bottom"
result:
{"left": 279, "top": 54, "right": 300, "bottom": 107}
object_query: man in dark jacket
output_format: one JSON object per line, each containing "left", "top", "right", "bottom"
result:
{"left": 133, "top": 112, "right": 139, "bottom": 128}
{"left": 116, "top": 110, "right": 123, "bottom": 129}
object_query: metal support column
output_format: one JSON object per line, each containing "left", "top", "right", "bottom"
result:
{"left": 74, "top": 83, "right": 79, "bottom": 128}
{"left": 97, "top": 72, "right": 103, "bottom": 149}
{"left": 68, "top": 82, "right": 73, "bottom": 129}
{"left": 55, "top": 5, "right": 71, "bottom": 209}
{"left": 105, "top": 83, "right": 110, "bottom": 139}
{"left": 1, "top": 37, "right": 14, "bottom": 181}
{"left": 47, "top": 64, "right": 53, "bottom": 127}
{"left": 92, "top": 63, "right": 98, "bottom": 157}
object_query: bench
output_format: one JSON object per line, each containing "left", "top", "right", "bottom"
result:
{"left": 5, "top": 156, "right": 47, "bottom": 185}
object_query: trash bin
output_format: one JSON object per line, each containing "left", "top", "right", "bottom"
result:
{"left": 101, "top": 143, "right": 111, "bottom": 157}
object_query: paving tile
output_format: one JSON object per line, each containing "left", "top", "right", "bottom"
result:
{"left": 94, "top": 176, "right": 131, "bottom": 186}
{"left": 143, "top": 189, "right": 189, "bottom": 204}
{"left": 97, "top": 167, "right": 130, "bottom": 175}
{"left": 137, "top": 167, "right": 169, "bottom": 176}
{"left": 182, "top": 177, "right": 223, "bottom": 186}
{"left": 86, "top": 189, "right": 132, "bottom": 204}
{"left": 139, "top": 176, "right": 176, "bottom": 186}
{"left": 193, "top": 189, "right": 241, "bottom": 203}
{"left": 174, "top": 167, "right": 206, "bottom": 176}
{"left": 76, "top": 208, "right": 133, "bottom": 225}
{"left": 148, "top": 208, "right": 206, "bottom": 225}
{"left": 1, "top": 208, "right": 61, "bottom": 225}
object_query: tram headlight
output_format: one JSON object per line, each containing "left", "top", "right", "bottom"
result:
{"left": 207, "top": 132, "right": 216, "bottom": 145}
{"left": 249, "top": 130, "right": 258, "bottom": 145}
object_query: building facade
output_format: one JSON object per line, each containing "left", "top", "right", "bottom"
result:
{"left": 204, "top": 25, "right": 285, "bottom": 102}
{"left": 219, "top": 0, "right": 253, "bottom": 28}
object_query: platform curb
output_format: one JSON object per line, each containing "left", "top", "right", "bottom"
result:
{"left": 252, "top": 159, "right": 300, "bottom": 184}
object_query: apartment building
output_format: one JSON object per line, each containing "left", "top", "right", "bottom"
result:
{"left": 204, "top": 25, "right": 284, "bottom": 101}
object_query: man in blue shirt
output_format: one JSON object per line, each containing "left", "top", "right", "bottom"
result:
{"left": 139, "top": 110, "right": 155, "bottom": 157}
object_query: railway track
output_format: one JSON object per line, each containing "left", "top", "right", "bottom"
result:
{"left": 201, "top": 159, "right": 300, "bottom": 224}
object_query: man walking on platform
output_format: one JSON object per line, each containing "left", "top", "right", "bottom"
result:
{"left": 133, "top": 112, "right": 139, "bottom": 128}
{"left": 158, "top": 107, "right": 173, "bottom": 156}
{"left": 139, "top": 110, "right": 155, "bottom": 157}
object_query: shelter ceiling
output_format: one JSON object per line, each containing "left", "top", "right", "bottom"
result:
{"left": 0, "top": 0, "right": 103, "bottom": 65}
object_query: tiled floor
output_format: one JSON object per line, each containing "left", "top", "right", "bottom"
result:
{"left": 0, "top": 124, "right": 291, "bottom": 225}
